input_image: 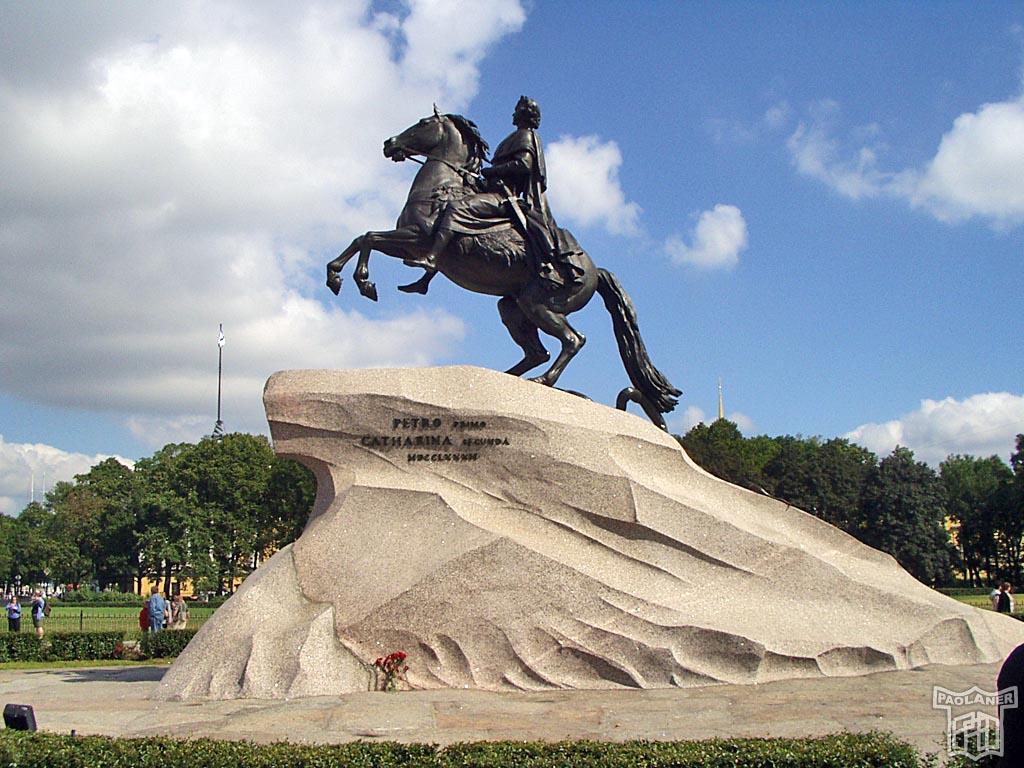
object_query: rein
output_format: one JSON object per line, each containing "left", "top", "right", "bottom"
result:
{"left": 405, "top": 151, "right": 480, "bottom": 183}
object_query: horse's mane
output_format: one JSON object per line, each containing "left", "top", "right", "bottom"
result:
{"left": 446, "top": 113, "right": 489, "bottom": 173}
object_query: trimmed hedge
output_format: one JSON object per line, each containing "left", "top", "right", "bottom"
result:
{"left": 140, "top": 628, "right": 198, "bottom": 658}
{"left": 0, "top": 731, "right": 931, "bottom": 767}
{"left": 45, "top": 632, "right": 124, "bottom": 661}
{"left": 0, "top": 631, "right": 123, "bottom": 662}
{"left": 54, "top": 590, "right": 145, "bottom": 605}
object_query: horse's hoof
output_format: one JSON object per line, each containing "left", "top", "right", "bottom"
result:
{"left": 326, "top": 275, "right": 342, "bottom": 296}
{"left": 528, "top": 375, "right": 553, "bottom": 387}
{"left": 358, "top": 281, "right": 378, "bottom": 302}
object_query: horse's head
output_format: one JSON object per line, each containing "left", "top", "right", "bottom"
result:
{"left": 384, "top": 110, "right": 449, "bottom": 162}
{"left": 383, "top": 109, "right": 488, "bottom": 171}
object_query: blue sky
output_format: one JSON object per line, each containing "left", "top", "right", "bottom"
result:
{"left": 1, "top": 1, "right": 1022, "bottom": 513}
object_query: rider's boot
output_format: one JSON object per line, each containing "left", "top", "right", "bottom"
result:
{"left": 398, "top": 269, "right": 437, "bottom": 294}
{"left": 415, "top": 227, "right": 453, "bottom": 271}
{"left": 399, "top": 228, "right": 449, "bottom": 294}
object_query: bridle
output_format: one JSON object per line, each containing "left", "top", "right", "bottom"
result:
{"left": 395, "top": 115, "right": 482, "bottom": 183}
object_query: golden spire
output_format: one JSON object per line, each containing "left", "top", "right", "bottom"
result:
{"left": 717, "top": 378, "right": 724, "bottom": 421}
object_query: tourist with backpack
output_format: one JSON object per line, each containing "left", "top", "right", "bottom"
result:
{"left": 31, "top": 590, "right": 46, "bottom": 638}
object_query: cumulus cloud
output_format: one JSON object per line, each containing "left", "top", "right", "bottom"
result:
{"left": 909, "top": 96, "right": 1024, "bottom": 226}
{"left": 665, "top": 204, "right": 748, "bottom": 269}
{"left": 845, "top": 392, "right": 1024, "bottom": 466}
{"left": 0, "top": 436, "right": 130, "bottom": 516}
{"left": 729, "top": 411, "right": 756, "bottom": 434}
{"left": 0, "top": 1, "right": 525, "bottom": 442}
{"left": 786, "top": 91, "right": 1024, "bottom": 228}
{"left": 675, "top": 405, "right": 708, "bottom": 433}
{"left": 545, "top": 135, "right": 641, "bottom": 235}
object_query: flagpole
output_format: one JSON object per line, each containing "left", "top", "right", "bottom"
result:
{"left": 213, "top": 323, "right": 225, "bottom": 438}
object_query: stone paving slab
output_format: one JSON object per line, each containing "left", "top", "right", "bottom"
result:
{"left": 0, "top": 662, "right": 1004, "bottom": 758}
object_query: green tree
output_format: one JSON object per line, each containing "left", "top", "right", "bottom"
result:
{"left": 133, "top": 442, "right": 196, "bottom": 595}
{"left": 0, "top": 514, "right": 16, "bottom": 590}
{"left": 172, "top": 434, "right": 276, "bottom": 593}
{"left": 45, "top": 481, "right": 102, "bottom": 587}
{"left": 11, "top": 501, "right": 56, "bottom": 587}
{"left": 679, "top": 419, "right": 752, "bottom": 487}
{"left": 860, "top": 446, "right": 955, "bottom": 585}
{"left": 994, "top": 434, "right": 1024, "bottom": 584}
{"left": 258, "top": 458, "right": 316, "bottom": 564}
{"left": 73, "top": 458, "right": 138, "bottom": 589}
{"left": 755, "top": 436, "right": 875, "bottom": 533}
{"left": 940, "top": 454, "right": 1010, "bottom": 585}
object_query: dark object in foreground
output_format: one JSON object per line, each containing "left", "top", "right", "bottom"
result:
{"left": 3, "top": 703, "right": 36, "bottom": 731}
{"left": 998, "top": 642, "right": 1024, "bottom": 767}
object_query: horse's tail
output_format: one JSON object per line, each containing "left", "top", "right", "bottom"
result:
{"left": 596, "top": 268, "right": 681, "bottom": 414}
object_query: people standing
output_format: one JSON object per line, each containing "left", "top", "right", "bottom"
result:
{"left": 30, "top": 591, "right": 45, "bottom": 638}
{"left": 6, "top": 595, "right": 20, "bottom": 633}
{"left": 147, "top": 585, "right": 167, "bottom": 633}
{"left": 997, "top": 582, "right": 1016, "bottom": 614}
{"left": 170, "top": 593, "right": 189, "bottom": 630}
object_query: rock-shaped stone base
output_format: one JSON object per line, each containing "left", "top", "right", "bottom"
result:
{"left": 155, "top": 367, "right": 1024, "bottom": 700}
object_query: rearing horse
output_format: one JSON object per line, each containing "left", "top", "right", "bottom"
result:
{"left": 326, "top": 109, "right": 680, "bottom": 427}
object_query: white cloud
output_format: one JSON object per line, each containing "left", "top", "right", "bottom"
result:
{"left": 545, "top": 134, "right": 641, "bottom": 235}
{"left": 909, "top": 96, "right": 1024, "bottom": 226}
{"left": 674, "top": 405, "right": 707, "bottom": 433}
{"left": 786, "top": 91, "right": 1024, "bottom": 228}
{"left": 787, "top": 121, "right": 893, "bottom": 201}
{"left": 763, "top": 101, "right": 790, "bottom": 130}
{"left": 125, "top": 415, "right": 218, "bottom": 450}
{"left": 665, "top": 204, "right": 748, "bottom": 269}
{"left": 845, "top": 392, "right": 1024, "bottom": 466}
{"left": 729, "top": 411, "right": 756, "bottom": 434}
{"left": 0, "top": 435, "right": 130, "bottom": 516}
{"left": 0, "top": 2, "right": 524, "bottom": 437}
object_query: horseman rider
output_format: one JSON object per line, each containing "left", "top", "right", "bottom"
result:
{"left": 400, "top": 95, "right": 584, "bottom": 295}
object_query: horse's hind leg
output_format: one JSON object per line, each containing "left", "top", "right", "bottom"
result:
{"left": 517, "top": 299, "right": 585, "bottom": 386}
{"left": 498, "top": 296, "right": 550, "bottom": 376}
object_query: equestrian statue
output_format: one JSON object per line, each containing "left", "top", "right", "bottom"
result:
{"left": 326, "top": 96, "right": 681, "bottom": 428}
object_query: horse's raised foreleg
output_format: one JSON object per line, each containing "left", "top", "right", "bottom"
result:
{"left": 517, "top": 298, "right": 585, "bottom": 387}
{"left": 327, "top": 226, "right": 426, "bottom": 301}
{"left": 326, "top": 236, "right": 364, "bottom": 296}
{"left": 498, "top": 296, "right": 550, "bottom": 376}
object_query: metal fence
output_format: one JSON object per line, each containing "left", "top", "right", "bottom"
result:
{"left": 4, "top": 610, "right": 212, "bottom": 634}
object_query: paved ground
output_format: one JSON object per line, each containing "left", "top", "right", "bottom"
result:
{"left": 0, "top": 663, "right": 1004, "bottom": 758}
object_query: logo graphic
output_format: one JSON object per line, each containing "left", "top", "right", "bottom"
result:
{"left": 932, "top": 685, "right": 1017, "bottom": 760}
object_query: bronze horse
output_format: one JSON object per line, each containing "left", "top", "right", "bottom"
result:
{"left": 326, "top": 109, "right": 680, "bottom": 427}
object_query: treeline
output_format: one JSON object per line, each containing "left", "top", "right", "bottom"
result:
{"left": 2, "top": 434, "right": 314, "bottom": 595}
{"left": 678, "top": 421, "right": 1024, "bottom": 587}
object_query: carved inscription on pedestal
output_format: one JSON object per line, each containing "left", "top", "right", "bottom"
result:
{"left": 358, "top": 418, "right": 511, "bottom": 463}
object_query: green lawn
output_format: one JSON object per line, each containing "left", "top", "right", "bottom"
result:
{"left": 0, "top": 658, "right": 175, "bottom": 670}
{"left": 954, "top": 593, "right": 996, "bottom": 609}
{"left": 6, "top": 605, "right": 215, "bottom": 634}
{"left": 949, "top": 591, "right": 1024, "bottom": 621}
